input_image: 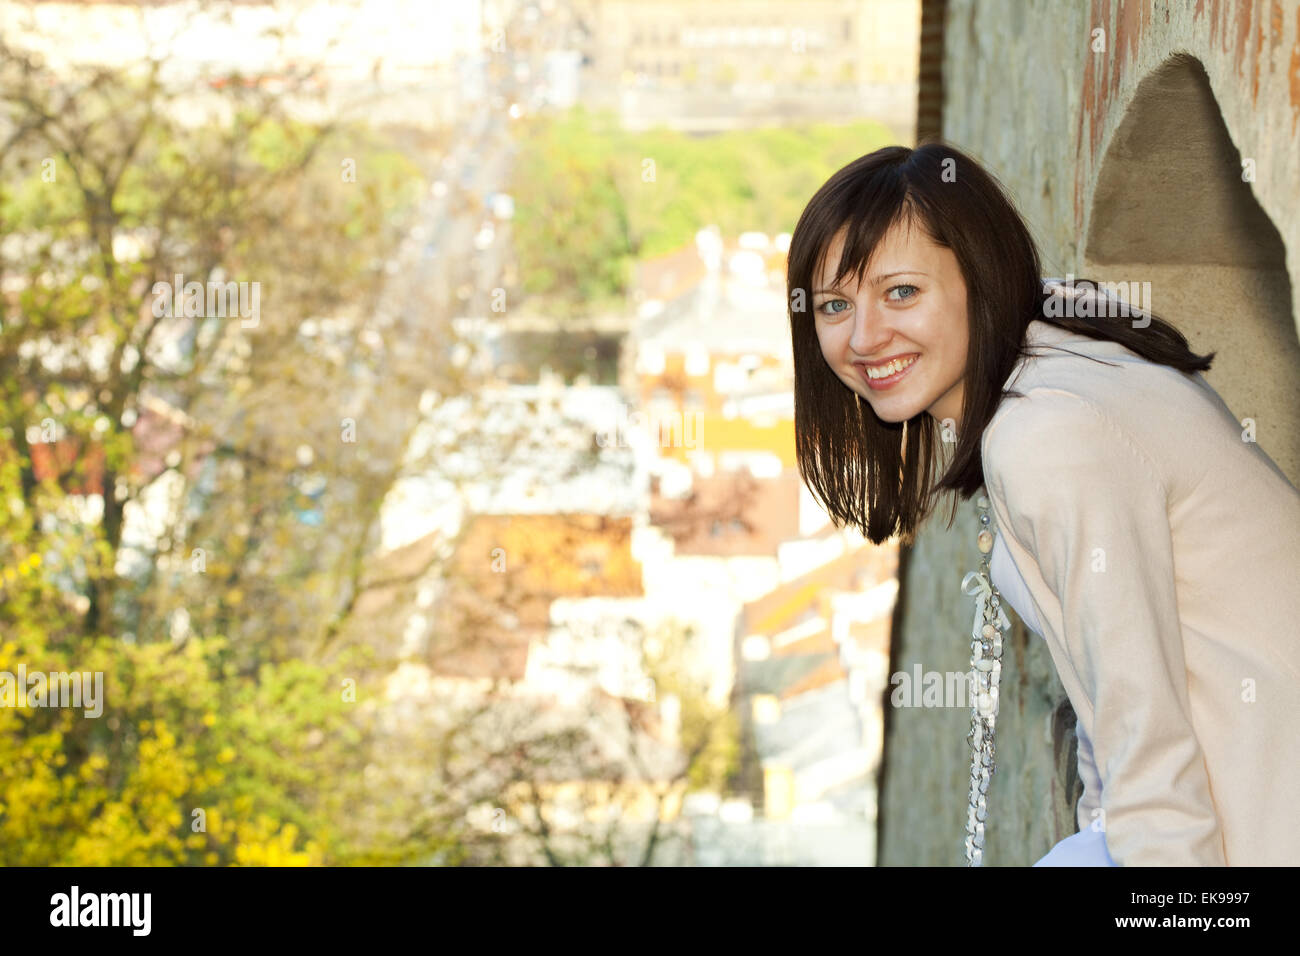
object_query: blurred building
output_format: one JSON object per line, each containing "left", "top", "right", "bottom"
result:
{"left": 733, "top": 533, "right": 896, "bottom": 860}
{"left": 619, "top": 224, "right": 901, "bottom": 862}
{"left": 0, "top": 0, "right": 498, "bottom": 127}
{"left": 628, "top": 228, "right": 794, "bottom": 477}
{"left": 366, "top": 234, "right": 904, "bottom": 861}
{"left": 571, "top": 0, "right": 919, "bottom": 137}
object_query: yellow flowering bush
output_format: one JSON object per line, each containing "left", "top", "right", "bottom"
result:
{"left": 0, "top": 457, "right": 371, "bottom": 866}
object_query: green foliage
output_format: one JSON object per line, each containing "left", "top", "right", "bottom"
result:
{"left": 0, "top": 451, "right": 379, "bottom": 865}
{"left": 644, "top": 623, "right": 740, "bottom": 794}
{"left": 509, "top": 105, "right": 896, "bottom": 315}
{"left": 0, "top": 38, "right": 434, "bottom": 865}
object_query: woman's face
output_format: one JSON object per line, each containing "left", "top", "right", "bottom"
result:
{"left": 811, "top": 218, "right": 970, "bottom": 430}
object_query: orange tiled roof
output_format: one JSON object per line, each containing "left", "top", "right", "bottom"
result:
{"left": 649, "top": 468, "right": 801, "bottom": 557}
{"left": 427, "top": 513, "right": 644, "bottom": 681}
{"left": 635, "top": 244, "right": 708, "bottom": 302}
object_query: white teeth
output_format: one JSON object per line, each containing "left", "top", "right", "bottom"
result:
{"left": 864, "top": 355, "right": 917, "bottom": 379}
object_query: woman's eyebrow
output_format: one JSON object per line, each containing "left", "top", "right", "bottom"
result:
{"left": 814, "top": 271, "right": 927, "bottom": 294}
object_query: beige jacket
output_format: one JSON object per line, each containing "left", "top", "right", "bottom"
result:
{"left": 980, "top": 317, "right": 1300, "bottom": 866}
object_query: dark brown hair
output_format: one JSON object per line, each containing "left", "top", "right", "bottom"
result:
{"left": 786, "top": 140, "right": 1215, "bottom": 546}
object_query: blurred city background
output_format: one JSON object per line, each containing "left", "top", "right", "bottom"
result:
{"left": 0, "top": 0, "right": 920, "bottom": 865}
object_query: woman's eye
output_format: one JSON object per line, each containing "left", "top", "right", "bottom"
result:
{"left": 887, "top": 284, "right": 919, "bottom": 302}
{"left": 818, "top": 299, "right": 850, "bottom": 317}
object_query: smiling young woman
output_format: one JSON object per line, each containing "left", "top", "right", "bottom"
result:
{"left": 786, "top": 142, "right": 1218, "bottom": 547}
{"left": 785, "top": 140, "right": 1300, "bottom": 867}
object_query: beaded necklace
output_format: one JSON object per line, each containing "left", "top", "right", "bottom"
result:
{"left": 962, "top": 489, "right": 1012, "bottom": 865}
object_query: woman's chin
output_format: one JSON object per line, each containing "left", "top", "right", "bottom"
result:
{"left": 842, "top": 378, "right": 920, "bottom": 424}
{"left": 860, "top": 395, "right": 916, "bottom": 424}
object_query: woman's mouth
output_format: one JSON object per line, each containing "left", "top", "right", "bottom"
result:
{"left": 858, "top": 354, "right": 919, "bottom": 390}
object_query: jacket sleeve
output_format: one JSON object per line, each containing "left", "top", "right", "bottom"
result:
{"left": 982, "top": 391, "right": 1226, "bottom": 866}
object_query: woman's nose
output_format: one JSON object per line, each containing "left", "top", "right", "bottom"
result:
{"left": 848, "top": 302, "right": 888, "bottom": 355}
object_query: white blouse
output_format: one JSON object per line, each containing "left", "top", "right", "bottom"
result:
{"left": 991, "top": 529, "right": 1117, "bottom": 867}
{"left": 989, "top": 530, "right": 1041, "bottom": 635}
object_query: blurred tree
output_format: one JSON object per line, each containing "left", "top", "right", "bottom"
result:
{"left": 0, "top": 20, "right": 458, "bottom": 864}
{"left": 377, "top": 617, "right": 740, "bottom": 867}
